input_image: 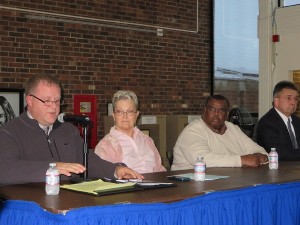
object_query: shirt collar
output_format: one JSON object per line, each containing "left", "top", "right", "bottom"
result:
{"left": 27, "top": 111, "right": 53, "bottom": 132}
{"left": 111, "top": 126, "right": 138, "bottom": 138}
{"left": 275, "top": 108, "right": 292, "bottom": 124}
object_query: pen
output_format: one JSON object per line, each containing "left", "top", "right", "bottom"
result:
{"left": 102, "top": 177, "right": 129, "bottom": 183}
{"left": 113, "top": 179, "right": 129, "bottom": 183}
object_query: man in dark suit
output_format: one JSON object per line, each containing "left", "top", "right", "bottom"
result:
{"left": 257, "top": 81, "right": 300, "bottom": 160}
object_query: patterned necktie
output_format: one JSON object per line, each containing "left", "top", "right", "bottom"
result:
{"left": 287, "top": 118, "right": 298, "bottom": 149}
{"left": 44, "top": 126, "right": 49, "bottom": 138}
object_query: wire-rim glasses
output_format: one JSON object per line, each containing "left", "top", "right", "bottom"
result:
{"left": 29, "top": 94, "right": 63, "bottom": 106}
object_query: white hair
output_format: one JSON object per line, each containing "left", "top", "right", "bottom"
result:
{"left": 112, "top": 90, "right": 138, "bottom": 110}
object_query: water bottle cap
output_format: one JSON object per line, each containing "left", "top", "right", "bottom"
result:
{"left": 49, "top": 163, "right": 56, "bottom": 167}
{"left": 271, "top": 148, "right": 276, "bottom": 151}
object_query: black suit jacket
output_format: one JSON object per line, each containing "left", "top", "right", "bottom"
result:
{"left": 256, "top": 108, "right": 300, "bottom": 160}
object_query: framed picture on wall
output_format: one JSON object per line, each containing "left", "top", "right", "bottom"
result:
{"left": 0, "top": 88, "right": 24, "bottom": 126}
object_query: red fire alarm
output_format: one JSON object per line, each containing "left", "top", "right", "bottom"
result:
{"left": 272, "top": 34, "right": 280, "bottom": 42}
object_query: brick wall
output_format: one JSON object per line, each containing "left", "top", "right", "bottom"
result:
{"left": 0, "top": 0, "right": 211, "bottom": 139}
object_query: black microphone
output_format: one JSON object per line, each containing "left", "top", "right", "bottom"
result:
{"left": 58, "top": 113, "right": 90, "bottom": 124}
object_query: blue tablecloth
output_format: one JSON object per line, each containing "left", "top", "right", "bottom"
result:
{"left": 1, "top": 181, "right": 300, "bottom": 225}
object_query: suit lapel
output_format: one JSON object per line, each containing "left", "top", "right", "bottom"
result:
{"left": 271, "top": 108, "right": 291, "bottom": 140}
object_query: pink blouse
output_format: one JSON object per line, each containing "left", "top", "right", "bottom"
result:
{"left": 95, "top": 127, "right": 166, "bottom": 174}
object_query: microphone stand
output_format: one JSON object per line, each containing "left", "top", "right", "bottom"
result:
{"left": 70, "top": 120, "right": 92, "bottom": 183}
{"left": 82, "top": 121, "right": 89, "bottom": 180}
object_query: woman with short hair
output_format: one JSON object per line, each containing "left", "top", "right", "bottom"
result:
{"left": 95, "top": 90, "right": 166, "bottom": 173}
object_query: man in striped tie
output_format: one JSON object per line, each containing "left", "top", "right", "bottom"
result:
{"left": 257, "top": 81, "right": 300, "bottom": 160}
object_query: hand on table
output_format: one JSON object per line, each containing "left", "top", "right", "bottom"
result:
{"left": 55, "top": 162, "right": 86, "bottom": 176}
{"left": 115, "top": 166, "right": 144, "bottom": 180}
{"left": 241, "top": 153, "right": 268, "bottom": 167}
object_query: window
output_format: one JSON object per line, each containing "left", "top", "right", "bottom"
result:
{"left": 281, "top": 0, "right": 300, "bottom": 7}
{"left": 213, "top": 0, "right": 259, "bottom": 113}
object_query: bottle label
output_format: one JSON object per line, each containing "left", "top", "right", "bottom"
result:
{"left": 46, "top": 174, "right": 60, "bottom": 185}
{"left": 268, "top": 151, "right": 278, "bottom": 169}
{"left": 269, "top": 155, "right": 278, "bottom": 162}
{"left": 194, "top": 163, "right": 206, "bottom": 173}
{"left": 268, "top": 151, "right": 278, "bottom": 163}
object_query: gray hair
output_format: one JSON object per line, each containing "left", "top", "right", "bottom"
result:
{"left": 273, "top": 80, "right": 298, "bottom": 98}
{"left": 112, "top": 90, "right": 138, "bottom": 110}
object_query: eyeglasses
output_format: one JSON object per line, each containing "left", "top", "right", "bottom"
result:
{"left": 205, "top": 105, "right": 228, "bottom": 114}
{"left": 30, "top": 94, "right": 63, "bottom": 106}
{"left": 114, "top": 109, "right": 137, "bottom": 117}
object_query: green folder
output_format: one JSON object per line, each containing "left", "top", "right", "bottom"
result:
{"left": 61, "top": 179, "right": 176, "bottom": 196}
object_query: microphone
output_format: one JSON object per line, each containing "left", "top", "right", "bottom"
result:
{"left": 58, "top": 113, "right": 90, "bottom": 124}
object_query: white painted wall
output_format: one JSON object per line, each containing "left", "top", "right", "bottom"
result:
{"left": 259, "top": 0, "right": 300, "bottom": 117}
{"left": 275, "top": 6, "right": 300, "bottom": 78}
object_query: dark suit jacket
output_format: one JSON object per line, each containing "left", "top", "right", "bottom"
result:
{"left": 256, "top": 108, "right": 300, "bottom": 160}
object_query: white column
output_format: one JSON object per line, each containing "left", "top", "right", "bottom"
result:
{"left": 258, "top": 0, "right": 277, "bottom": 118}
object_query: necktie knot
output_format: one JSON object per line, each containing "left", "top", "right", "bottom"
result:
{"left": 44, "top": 126, "right": 49, "bottom": 137}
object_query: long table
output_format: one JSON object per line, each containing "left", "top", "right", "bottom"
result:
{"left": 1, "top": 161, "right": 300, "bottom": 214}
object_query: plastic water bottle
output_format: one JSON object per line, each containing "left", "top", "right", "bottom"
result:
{"left": 194, "top": 156, "right": 206, "bottom": 181}
{"left": 268, "top": 148, "right": 278, "bottom": 170}
{"left": 45, "top": 163, "right": 60, "bottom": 195}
